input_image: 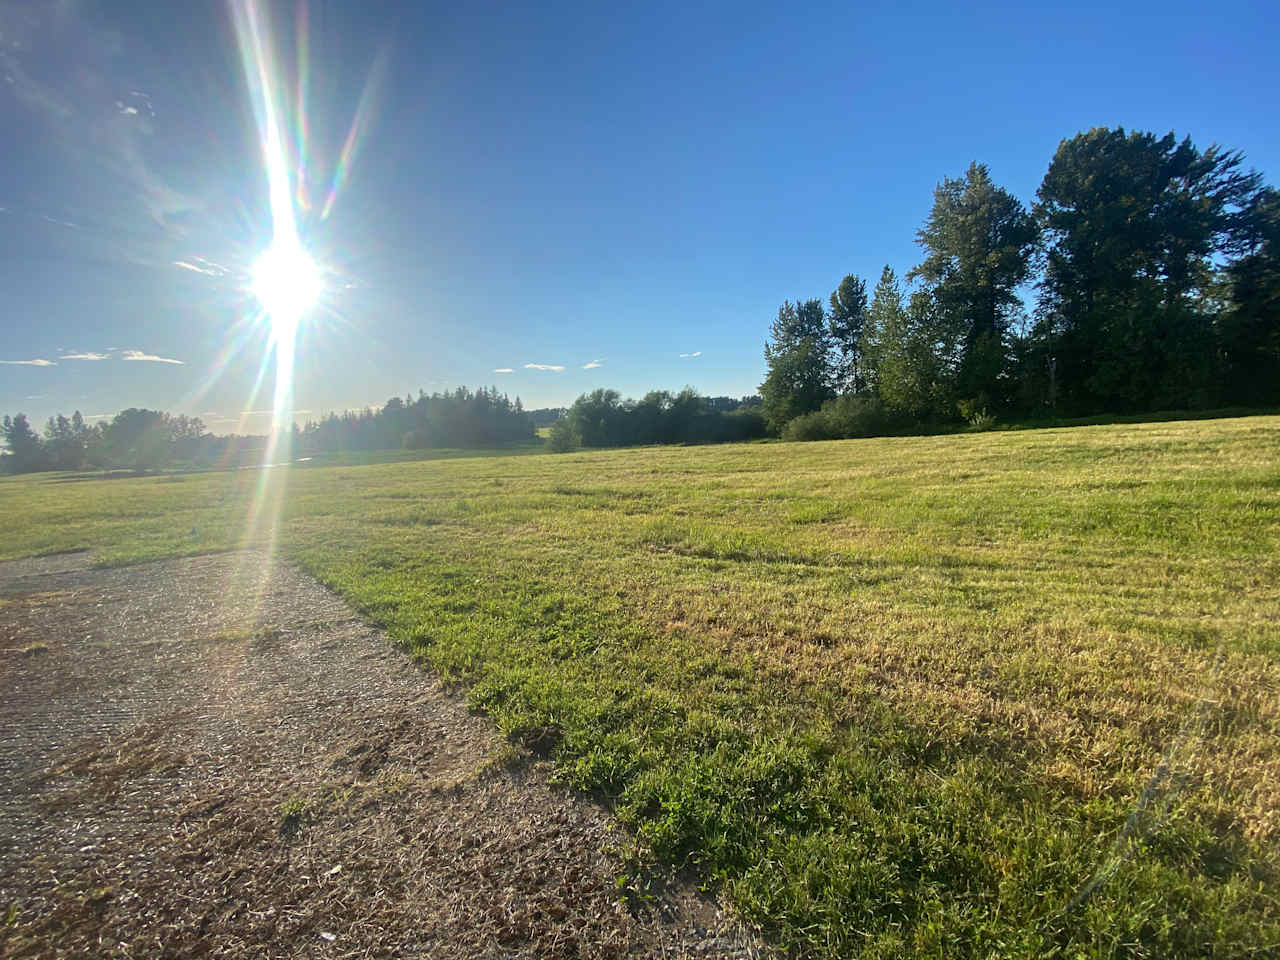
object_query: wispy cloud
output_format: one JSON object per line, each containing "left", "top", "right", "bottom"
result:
{"left": 59, "top": 351, "right": 109, "bottom": 360}
{"left": 582, "top": 359, "right": 604, "bottom": 370}
{"left": 524, "top": 362, "right": 565, "bottom": 372}
{"left": 128, "top": 91, "right": 156, "bottom": 118}
{"left": 679, "top": 351, "right": 702, "bottom": 359}
{"left": 172, "top": 256, "right": 229, "bottom": 277}
{"left": 122, "top": 349, "right": 183, "bottom": 365}
{"left": 0, "top": 43, "right": 74, "bottom": 121}
{"left": 24, "top": 395, "right": 46, "bottom": 400}
{"left": 0, "top": 8, "right": 199, "bottom": 230}
{"left": 493, "top": 367, "right": 514, "bottom": 374}
{"left": 0, "top": 358, "right": 56, "bottom": 366}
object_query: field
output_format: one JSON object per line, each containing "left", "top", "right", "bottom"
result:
{"left": 2, "top": 416, "right": 1278, "bottom": 958}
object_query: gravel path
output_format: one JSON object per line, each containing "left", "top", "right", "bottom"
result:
{"left": 0, "top": 551, "right": 761, "bottom": 959}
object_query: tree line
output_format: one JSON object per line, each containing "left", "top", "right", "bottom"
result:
{"left": 548, "top": 389, "right": 764, "bottom": 451}
{"left": 760, "top": 126, "right": 1280, "bottom": 440}
{"left": 0, "top": 387, "right": 539, "bottom": 473}
{"left": 297, "top": 386, "right": 764, "bottom": 454}
{"left": 2, "top": 386, "right": 770, "bottom": 472}
{"left": 1, "top": 409, "right": 210, "bottom": 473}
{"left": 302, "top": 386, "right": 535, "bottom": 452}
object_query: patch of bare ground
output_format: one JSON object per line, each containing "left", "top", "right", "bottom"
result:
{"left": 0, "top": 552, "right": 761, "bottom": 959}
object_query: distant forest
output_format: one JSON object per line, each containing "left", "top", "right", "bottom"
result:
{"left": 1, "top": 389, "right": 542, "bottom": 474}
{"left": 0, "top": 388, "right": 764, "bottom": 473}
{"left": 4, "top": 125, "right": 1277, "bottom": 472}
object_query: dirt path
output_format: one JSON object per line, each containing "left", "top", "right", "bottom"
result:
{"left": 0, "top": 551, "right": 760, "bottom": 959}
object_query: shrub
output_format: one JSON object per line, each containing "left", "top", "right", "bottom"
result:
{"left": 546, "top": 419, "right": 580, "bottom": 453}
{"left": 782, "top": 395, "right": 892, "bottom": 442}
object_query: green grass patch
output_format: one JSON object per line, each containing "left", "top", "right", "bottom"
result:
{"left": 1, "top": 415, "right": 1278, "bottom": 957}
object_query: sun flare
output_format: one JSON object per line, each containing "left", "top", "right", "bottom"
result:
{"left": 251, "top": 240, "right": 321, "bottom": 335}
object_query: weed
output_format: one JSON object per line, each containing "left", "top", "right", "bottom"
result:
{"left": 966, "top": 408, "right": 996, "bottom": 430}
{"left": 277, "top": 795, "right": 311, "bottom": 835}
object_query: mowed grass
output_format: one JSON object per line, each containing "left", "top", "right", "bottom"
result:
{"left": 2, "top": 416, "right": 1278, "bottom": 958}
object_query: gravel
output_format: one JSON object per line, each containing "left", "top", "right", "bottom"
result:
{"left": 0, "top": 551, "right": 763, "bottom": 959}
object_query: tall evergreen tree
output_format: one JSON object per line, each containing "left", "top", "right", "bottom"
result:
{"left": 759, "top": 299, "right": 834, "bottom": 433}
{"left": 909, "top": 162, "right": 1038, "bottom": 412}
{"left": 828, "top": 274, "right": 869, "bottom": 395}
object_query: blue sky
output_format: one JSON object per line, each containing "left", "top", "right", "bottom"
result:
{"left": 2, "top": 0, "right": 1278, "bottom": 434}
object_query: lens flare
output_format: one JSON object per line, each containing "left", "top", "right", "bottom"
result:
{"left": 251, "top": 240, "right": 321, "bottom": 338}
{"left": 235, "top": 0, "right": 305, "bottom": 436}
{"left": 230, "top": 0, "right": 327, "bottom": 571}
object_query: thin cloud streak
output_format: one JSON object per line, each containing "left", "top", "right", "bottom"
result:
{"left": 122, "top": 349, "right": 184, "bottom": 364}
{"left": 582, "top": 360, "right": 604, "bottom": 369}
{"left": 523, "top": 362, "right": 565, "bottom": 372}
{"left": 0, "top": 359, "right": 56, "bottom": 366}
{"left": 0, "top": 4, "right": 201, "bottom": 230}
{"left": 679, "top": 351, "right": 702, "bottom": 358}
{"left": 172, "top": 257, "right": 230, "bottom": 277}
{"left": 59, "top": 352, "right": 109, "bottom": 360}
{"left": 493, "top": 367, "right": 514, "bottom": 373}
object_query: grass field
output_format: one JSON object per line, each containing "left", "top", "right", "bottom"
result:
{"left": 2, "top": 416, "right": 1278, "bottom": 958}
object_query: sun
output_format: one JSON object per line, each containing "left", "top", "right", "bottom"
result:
{"left": 251, "top": 239, "right": 321, "bottom": 335}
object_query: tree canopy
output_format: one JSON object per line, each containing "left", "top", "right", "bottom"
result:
{"left": 1032, "top": 128, "right": 1264, "bottom": 412}
{"left": 758, "top": 125, "right": 1279, "bottom": 439}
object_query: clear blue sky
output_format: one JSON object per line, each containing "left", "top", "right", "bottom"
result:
{"left": 2, "top": 0, "right": 1278, "bottom": 434}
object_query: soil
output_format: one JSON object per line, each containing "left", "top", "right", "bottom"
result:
{"left": 0, "top": 551, "right": 762, "bottom": 959}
